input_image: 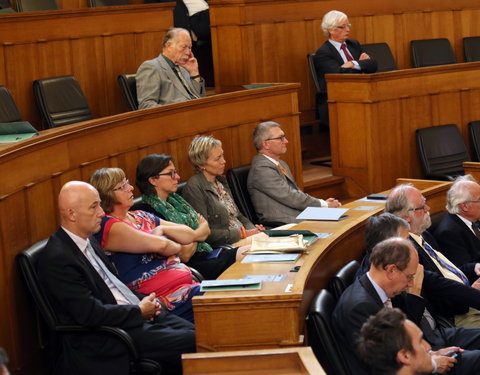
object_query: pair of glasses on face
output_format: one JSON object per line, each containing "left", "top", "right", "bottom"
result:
{"left": 408, "top": 199, "right": 427, "bottom": 212}
{"left": 113, "top": 179, "right": 131, "bottom": 192}
{"left": 154, "top": 170, "right": 178, "bottom": 179}
{"left": 334, "top": 23, "right": 352, "bottom": 29}
{"left": 266, "top": 135, "right": 286, "bottom": 142}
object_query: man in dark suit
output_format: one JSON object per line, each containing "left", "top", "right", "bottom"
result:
{"left": 358, "top": 308, "right": 436, "bottom": 375}
{"left": 385, "top": 183, "right": 480, "bottom": 327}
{"left": 333, "top": 237, "right": 480, "bottom": 375}
{"left": 434, "top": 175, "right": 480, "bottom": 267}
{"left": 38, "top": 181, "right": 195, "bottom": 375}
{"left": 313, "top": 10, "right": 377, "bottom": 125}
{"left": 247, "top": 121, "right": 341, "bottom": 224}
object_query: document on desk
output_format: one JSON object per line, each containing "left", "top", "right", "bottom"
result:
{"left": 296, "top": 207, "right": 349, "bottom": 221}
{"left": 242, "top": 253, "right": 301, "bottom": 263}
{"left": 200, "top": 279, "right": 262, "bottom": 292}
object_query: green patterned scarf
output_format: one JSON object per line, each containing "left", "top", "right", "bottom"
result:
{"left": 142, "top": 193, "right": 212, "bottom": 253}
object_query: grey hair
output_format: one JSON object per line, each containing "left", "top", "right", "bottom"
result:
{"left": 385, "top": 184, "right": 416, "bottom": 217}
{"left": 321, "top": 10, "right": 348, "bottom": 37}
{"left": 252, "top": 121, "right": 281, "bottom": 150}
{"left": 446, "top": 175, "right": 477, "bottom": 214}
{"left": 188, "top": 135, "right": 222, "bottom": 172}
{"left": 365, "top": 213, "right": 410, "bottom": 253}
{"left": 162, "top": 27, "right": 190, "bottom": 48}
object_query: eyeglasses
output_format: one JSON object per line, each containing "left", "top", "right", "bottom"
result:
{"left": 334, "top": 23, "right": 352, "bottom": 30}
{"left": 408, "top": 199, "right": 428, "bottom": 212}
{"left": 154, "top": 170, "right": 178, "bottom": 179}
{"left": 398, "top": 267, "right": 415, "bottom": 282}
{"left": 464, "top": 200, "right": 480, "bottom": 204}
{"left": 113, "top": 179, "right": 131, "bottom": 191}
{"left": 266, "top": 135, "right": 286, "bottom": 142}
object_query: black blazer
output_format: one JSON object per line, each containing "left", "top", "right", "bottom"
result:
{"left": 434, "top": 213, "right": 480, "bottom": 266}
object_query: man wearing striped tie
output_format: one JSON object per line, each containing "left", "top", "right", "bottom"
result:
{"left": 386, "top": 183, "right": 480, "bottom": 327}
{"left": 247, "top": 121, "right": 341, "bottom": 225}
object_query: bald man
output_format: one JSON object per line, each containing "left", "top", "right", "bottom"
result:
{"left": 38, "top": 181, "right": 195, "bottom": 375}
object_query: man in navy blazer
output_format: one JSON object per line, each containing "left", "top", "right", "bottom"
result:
{"left": 313, "top": 10, "right": 377, "bottom": 125}
{"left": 434, "top": 175, "right": 480, "bottom": 267}
{"left": 37, "top": 181, "right": 195, "bottom": 375}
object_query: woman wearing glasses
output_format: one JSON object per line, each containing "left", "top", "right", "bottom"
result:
{"left": 182, "top": 136, "right": 265, "bottom": 247}
{"left": 135, "top": 153, "right": 245, "bottom": 280}
{"left": 90, "top": 167, "right": 201, "bottom": 323}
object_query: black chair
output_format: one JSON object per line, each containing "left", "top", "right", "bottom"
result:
{"left": 410, "top": 38, "right": 456, "bottom": 68}
{"left": 118, "top": 74, "right": 138, "bottom": 111}
{"left": 362, "top": 42, "right": 397, "bottom": 72}
{"left": 328, "top": 260, "right": 360, "bottom": 300}
{"left": 88, "top": 0, "right": 129, "bottom": 6}
{"left": 17, "top": 239, "right": 162, "bottom": 374}
{"left": 33, "top": 75, "right": 93, "bottom": 129}
{"left": 15, "top": 0, "right": 58, "bottom": 11}
{"left": 464, "top": 37, "right": 480, "bottom": 62}
{"left": 416, "top": 124, "right": 470, "bottom": 180}
{"left": 469, "top": 121, "right": 480, "bottom": 161}
{"left": 307, "top": 53, "right": 326, "bottom": 122}
{"left": 306, "top": 289, "right": 351, "bottom": 375}
{"left": 0, "top": 85, "right": 22, "bottom": 122}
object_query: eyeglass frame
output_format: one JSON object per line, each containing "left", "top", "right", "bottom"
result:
{"left": 408, "top": 199, "right": 428, "bottom": 212}
{"left": 112, "top": 179, "right": 131, "bottom": 191}
{"left": 265, "top": 135, "right": 287, "bottom": 142}
{"left": 463, "top": 200, "right": 480, "bottom": 204}
{"left": 334, "top": 23, "right": 352, "bottom": 30}
{"left": 153, "top": 170, "right": 179, "bottom": 179}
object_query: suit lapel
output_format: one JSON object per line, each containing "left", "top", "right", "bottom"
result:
{"left": 325, "top": 41, "right": 344, "bottom": 65}
{"left": 358, "top": 274, "right": 384, "bottom": 307}
{"left": 158, "top": 56, "right": 191, "bottom": 98}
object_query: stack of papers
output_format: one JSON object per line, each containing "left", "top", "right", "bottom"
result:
{"left": 296, "top": 207, "right": 349, "bottom": 221}
{"left": 244, "top": 234, "right": 307, "bottom": 254}
{"left": 200, "top": 279, "right": 262, "bottom": 292}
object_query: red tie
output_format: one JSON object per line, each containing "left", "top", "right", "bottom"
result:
{"left": 341, "top": 43, "right": 353, "bottom": 61}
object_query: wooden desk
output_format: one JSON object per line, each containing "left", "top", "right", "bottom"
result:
{"left": 464, "top": 162, "right": 480, "bottom": 181}
{"left": 0, "top": 83, "right": 301, "bottom": 375}
{"left": 209, "top": 0, "right": 480, "bottom": 122}
{"left": 193, "top": 178, "right": 450, "bottom": 353}
{"left": 326, "top": 63, "right": 480, "bottom": 197}
{"left": 182, "top": 347, "right": 325, "bottom": 375}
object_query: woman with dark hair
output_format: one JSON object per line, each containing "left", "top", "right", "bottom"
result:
{"left": 136, "top": 153, "right": 242, "bottom": 280}
{"left": 90, "top": 167, "right": 201, "bottom": 323}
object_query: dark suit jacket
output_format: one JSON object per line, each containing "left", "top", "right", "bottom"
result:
{"left": 313, "top": 39, "right": 377, "bottom": 124}
{"left": 434, "top": 213, "right": 480, "bottom": 266}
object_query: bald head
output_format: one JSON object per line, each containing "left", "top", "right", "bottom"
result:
{"left": 59, "top": 181, "right": 104, "bottom": 239}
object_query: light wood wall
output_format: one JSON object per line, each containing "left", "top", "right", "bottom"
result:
{"left": 209, "top": 0, "right": 480, "bottom": 122}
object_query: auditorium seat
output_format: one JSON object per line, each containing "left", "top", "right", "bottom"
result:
{"left": 410, "top": 38, "right": 456, "bottom": 68}
{"left": 0, "top": 85, "right": 22, "bottom": 123}
{"left": 306, "top": 53, "right": 325, "bottom": 122}
{"left": 117, "top": 74, "right": 138, "bottom": 111}
{"left": 17, "top": 239, "right": 162, "bottom": 374}
{"left": 88, "top": 0, "right": 129, "bottom": 6}
{"left": 416, "top": 124, "right": 470, "bottom": 180}
{"left": 362, "top": 42, "right": 397, "bottom": 72}
{"left": 464, "top": 37, "right": 480, "bottom": 62}
{"left": 306, "top": 289, "right": 351, "bottom": 375}
{"left": 328, "top": 260, "right": 360, "bottom": 300}
{"left": 469, "top": 121, "right": 480, "bottom": 161}
{"left": 15, "top": 0, "right": 58, "bottom": 11}
{"left": 33, "top": 75, "right": 93, "bottom": 129}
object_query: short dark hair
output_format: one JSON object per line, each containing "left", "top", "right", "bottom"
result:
{"left": 365, "top": 213, "right": 409, "bottom": 254}
{"left": 357, "top": 308, "right": 412, "bottom": 375}
{"left": 136, "top": 154, "right": 173, "bottom": 196}
{"left": 369, "top": 237, "right": 412, "bottom": 271}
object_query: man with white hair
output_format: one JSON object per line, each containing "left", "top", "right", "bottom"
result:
{"left": 313, "top": 10, "right": 377, "bottom": 125}
{"left": 434, "top": 175, "right": 480, "bottom": 266}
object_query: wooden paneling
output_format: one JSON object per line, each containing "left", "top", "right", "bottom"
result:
{"left": 0, "top": 83, "right": 301, "bottom": 375}
{"left": 209, "top": 0, "right": 480, "bottom": 121}
{"left": 0, "top": 4, "right": 173, "bottom": 129}
{"left": 327, "top": 63, "right": 480, "bottom": 195}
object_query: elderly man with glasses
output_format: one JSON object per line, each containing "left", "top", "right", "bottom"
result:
{"left": 247, "top": 121, "right": 341, "bottom": 225}
{"left": 434, "top": 175, "right": 480, "bottom": 267}
{"left": 313, "top": 10, "right": 377, "bottom": 125}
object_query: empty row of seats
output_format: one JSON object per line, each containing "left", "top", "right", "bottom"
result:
{"left": 6, "top": 0, "right": 131, "bottom": 12}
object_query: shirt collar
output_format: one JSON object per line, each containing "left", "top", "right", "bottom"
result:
{"left": 456, "top": 213, "right": 475, "bottom": 228}
{"left": 366, "top": 271, "right": 390, "bottom": 305}
{"left": 328, "top": 39, "right": 343, "bottom": 52}
{"left": 61, "top": 226, "right": 89, "bottom": 252}
{"left": 261, "top": 153, "right": 279, "bottom": 166}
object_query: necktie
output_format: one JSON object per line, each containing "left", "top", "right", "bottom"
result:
{"left": 384, "top": 298, "right": 392, "bottom": 308}
{"left": 341, "top": 43, "right": 354, "bottom": 61}
{"left": 472, "top": 222, "right": 480, "bottom": 238}
{"left": 422, "top": 239, "right": 470, "bottom": 286}
{"left": 278, "top": 163, "right": 289, "bottom": 178}
{"left": 85, "top": 242, "right": 140, "bottom": 305}
{"left": 174, "top": 66, "right": 200, "bottom": 99}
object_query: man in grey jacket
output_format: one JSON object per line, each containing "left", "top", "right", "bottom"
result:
{"left": 136, "top": 28, "right": 205, "bottom": 109}
{"left": 247, "top": 121, "right": 341, "bottom": 224}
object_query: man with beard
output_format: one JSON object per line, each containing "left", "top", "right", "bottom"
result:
{"left": 385, "top": 184, "right": 480, "bottom": 327}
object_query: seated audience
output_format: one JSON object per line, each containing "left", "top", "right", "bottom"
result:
{"left": 357, "top": 308, "right": 437, "bottom": 375}
{"left": 136, "top": 27, "right": 205, "bottom": 109}
{"left": 38, "top": 181, "right": 195, "bottom": 375}
{"left": 90, "top": 168, "right": 201, "bottom": 323}
{"left": 182, "top": 135, "right": 264, "bottom": 246}
{"left": 135, "top": 153, "right": 243, "bottom": 279}
{"left": 313, "top": 10, "right": 377, "bottom": 125}
{"left": 434, "top": 175, "right": 480, "bottom": 266}
{"left": 247, "top": 121, "right": 341, "bottom": 225}
{"left": 333, "top": 237, "right": 480, "bottom": 375}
